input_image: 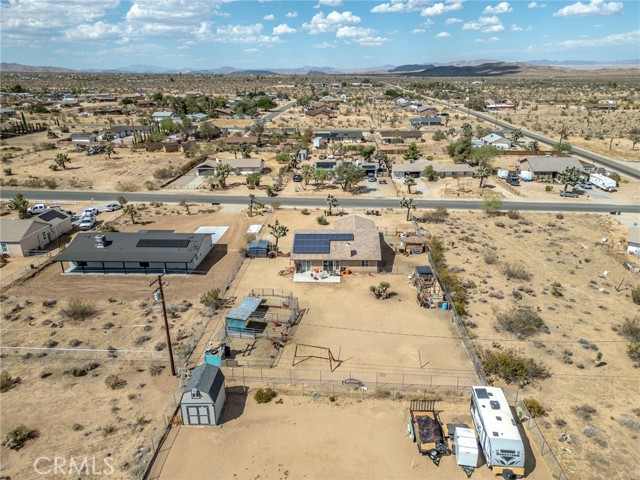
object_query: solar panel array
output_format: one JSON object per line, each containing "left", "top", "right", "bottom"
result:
{"left": 136, "top": 239, "right": 191, "bottom": 248}
{"left": 293, "top": 233, "right": 354, "bottom": 254}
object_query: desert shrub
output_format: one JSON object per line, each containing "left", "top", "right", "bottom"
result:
{"left": 619, "top": 317, "right": 640, "bottom": 342}
{"left": 301, "top": 208, "right": 311, "bottom": 215}
{"left": 152, "top": 166, "right": 180, "bottom": 180}
{"left": 554, "top": 418, "right": 567, "bottom": 427}
{"left": 71, "top": 423, "right": 84, "bottom": 431}
{"left": 60, "top": 299, "right": 99, "bottom": 321}
{"left": 572, "top": 404, "right": 597, "bottom": 420}
{"left": 416, "top": 206, "right": 449, "bottom": 223}
{"left": 316, "top": 215, "right": 329, "bottom": 225}
{"left": 116, "top": 180, "right": 139, "bottom": 192}
{"left": 507, "top": 210, "right": 521, "bottom": 220}
{"left": 64, "top": 367, "right": 87, "bottom": 377}
{"left": 23, "top": 177, "right": 44, "bottom": 188}
{"left": 481, "top": 348, "right": 551, "bottom": 387}
{"left": 0, "top": 371, "right": 21, "bottom": 392}
{"left": 144, "top": 180, "right": 158, "bottom": 191}
{"left": 632, "top": 286, "right": 640, "bottom": 305}
{"left": 501, "top": 263, "right": 533, "bottom": 281}
{"left": 134, "top": 335, "right": 151, "bottom": 346}
{"left": 482, "top": 249, "right": 497, "bottom": 265}
{"left": 1, "top": 425, "right": 38, "bottom": 450}
{"left": 551, "top": 282, "right": 564, "bottom": 297}
{"left": 254, "top": 387, "right": 276, "bottom": 404}
{"left": 43, "top": 178, "right": 58, "bottom": 189}
{"left": 627, "top": 342, "right": 640, "bottom": 363}
{"left": 154, "top": 342, "right": 167, "bottom": 351}
{"left": 105, "top": 375, "right": 127, "bottom": 390}
{"left": 495, "top": 306, "right": 547, "bottom": 338}
{"left": 200, "top": 287, "right": 222, "bottom": 309}
{"left": 102, "top": 425, "right": 117, "bottom": 437}
{"left": 618, "top": 418, "right": 640, "bottom": 432}
{"left": 545, "top": 185, "right": 553, "bottom": 192}
{"left": 149, "top": 365, "right": 164, "bottom": 377}
{"left": 99, "top": 222, "right": 118, "bottom": 232}
{"left": 524, "top": 398, "right": 547, "bottom": 418}
{"left": 373, "top": 388, "right": 391, "bottom": 399}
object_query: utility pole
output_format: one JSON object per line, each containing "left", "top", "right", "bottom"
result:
{"left": 150, "top": 274, "right": 176, "bottom": 376}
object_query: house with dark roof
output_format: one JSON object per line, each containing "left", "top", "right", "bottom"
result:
{"left": 54, "top": 231, "right": 214, "bottom": 274}
{"left": 290, "top": 216, "right": 383, "bottom": 280}
{"left": 409, "top": 117, "right": 442, "bottom": 128}
{"left": 0, "top": 209, "right": 72, "bottom": 257}
{"left": 180, "top": 364, "right": 226, "bottom": 426}
{"left": 312, "top": 130, "right": 363, "bottom": 148}
{"left": 379, "top": 130, "right": 422, "bottom": 144}
{"left": 392, "top": 160, "right": 476, "bottom": 180}
{"left": 109, "top": 125, "right": 152, "bottom": 138}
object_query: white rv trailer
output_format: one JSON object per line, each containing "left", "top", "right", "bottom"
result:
{"left": 588, "top": 173, "right": 617, "bottom": 192}
{"left": 470, "top": 386, "right": 525, "bottom": 478}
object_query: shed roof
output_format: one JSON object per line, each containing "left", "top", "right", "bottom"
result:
{"left": 185, "top": 364, "right": 225, "bottom": 398}
{"left": 226, "top": 296, "right": 263, "bottom": 321}
{"left": 55, "top": 231, "right": 209, "bottom": 263}
{"left": 248, "top": 240, "right": 270, "bottom": 250}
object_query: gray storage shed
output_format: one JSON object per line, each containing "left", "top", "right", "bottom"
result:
{"left": 247, "top": 239, "right": 270, "bottom": 258}
{"left": 180, "top": 364, "right": 226, "bottom": 426}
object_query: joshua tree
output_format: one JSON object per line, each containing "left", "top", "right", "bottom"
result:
{"left": 629, "top": 127, "right": 640, "bottom": 150}
{"left": 326, "top": 194, "right": 338, "bottom": 215}
{"left": 300, "top": 164, "right": 314, "bottom": 189}
{"left": 268, "top": 219, "right": 289, "bottom": 253}
{"left": 247, "top": 194, "right": 264, "bottom": 216}
{"left": 214, "top": 163, "right": 232, "bottom": 188}
{"left": 104, "top": 144, "right": 115, "bottom": 159}
{"left": 400, "top": 196, "right": 417, "bottom": 221}
{"left": 54, "top": 153, "right": 70, "bottom": 169}
{"left": 123, "top": 204, "right": 137, "bottom": 224}
{"left": 8, "top": 193, "right": 29, "bottom": 219}
{"left": 556, "top": 166, "right": 582, "bottom": 192}
{"left": 369, "top": 281, "right": 391, "bottom": 299}
{"left": 404, "top": 176, "right": 416, "bottom": 194}
{"left": 477, "top": 161, "right": 493, "bottom": 189}
{"left": 511, "top": 128, "right": 523, "bottom": 145}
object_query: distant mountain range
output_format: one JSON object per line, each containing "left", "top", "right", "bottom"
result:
{"left": 1, "top": 60, "right": 637, "bottom": 75}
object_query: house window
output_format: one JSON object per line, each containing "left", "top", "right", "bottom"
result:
{"left": 140, "top": 262, "right": 150, "bottom": 268}
{"left": 0, "top": 243, "right": 8, "bottom": 254}
{"left": 77, "top": 261, "right": 88, "bottom": 267}
{"left": 361, "top": 261, "right": 369, "bottom": 267}
{"left": 41, "top": 231, "right": 48, "bottom": 240}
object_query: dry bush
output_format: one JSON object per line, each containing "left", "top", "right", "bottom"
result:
{"left": 416, "top": 206, "right": 449, "bottom": 223}
{"left": 572, "top": 404, "right": 597, "bottom": 420}
{"left": 105, "top": 375, "right": 127, "bottom": 390}
{"left": 149, "top": 365, "right": 164, "bottom": 377}
{"left": 200, "top": 288, "right": 222, "bottom": 309}
{"left": 1, "top": 425, "right": 38, "bottom": 450}
{"left": 481, "top": 348, "right": 551, "bottom": 387}
{"left": 495, "top": 306, "right": 548, "bottom": 338}
{"left": 60, "top": 299, "right": 99, "bottom": 322}
{"left": 524, "top": 398, "right": 547, "bottom": 418}
{"left": 482, "top": 249, "right": 498, "bottom": 265}
{"left": 254, "top": 387, "right": 276, "bottom": 404}
{"left": 632, "top": 286, "right": 640, "bottom": 305}
{"left": 618, "top": 317, "right": 640, "bottom": 342}
{"left": 0, "top": 371, "right": 21, "bottom": 392}
{"left": 501, "top": 263, "right": 533, "bottom": 281}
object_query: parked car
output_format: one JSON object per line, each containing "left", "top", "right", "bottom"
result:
{"left": 292, "top": 174, "right": 302, "bottom": 182}
{"left": 379, "top": 178, "right": 388, "bottom": 184}
{"left": 83, "top": 207, "right": 99, "bottom": 216}
{"left": 367, "top": 175, "right": 376, "bottom": 182}
{"left": 579, "top": 182, "right": 592, "bottom": 189}
{"left": 79, "top": 217, "right": 95, "bottom": 230}
{"left": 559, "top": 190, "right": 579, "bottom": 198}
{"left": 27, "top": 204, "right": 47, "bottom": 214}
{"left": 104, "top": 203, "right": 122, "bottom": 212}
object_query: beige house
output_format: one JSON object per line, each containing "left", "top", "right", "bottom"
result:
{"left": 196, "top": 157, "right": 264, "bottom": 176}
{"left": 0, "top": 210, "right": 72, "bottom": 257}
{"left": 290, "top": 216, "right": 382, "bottom": 276}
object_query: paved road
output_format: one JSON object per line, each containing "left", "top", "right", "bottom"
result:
{"left": 385, "top": 83, "right": 640, "bottom": 181}
{"left": 3, "top": 188, "right": 639, "bottom": 214}
{"left": 262, "top": 100, "right": 296, "bottom": 123}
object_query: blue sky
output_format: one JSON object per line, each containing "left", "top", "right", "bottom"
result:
{"left": 1, "top": 0, "right": 638, "bottom": 70}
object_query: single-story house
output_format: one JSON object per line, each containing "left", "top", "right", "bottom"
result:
{"left": 313, "top": 130, "right": 363, "bottom": 148}
{"left": 196, "top": 158, "right": 264, "bottom": 176}
{"left": 416, "top": 106, "right": 438, "bottom": 116}
{"left": 180, "top": 364, "right": 226, "bottom": 426}
{"left": 196, "top": 122, "right": 222, "bottom": 139}
{"left": 222, "top": 136, "right": 260, "bottom": 146}
{"left": 306, "top": 108, "right": 335, "bottom": 119}
{"left": 187, "top": 113, "right": 208, "bottom": 123}
{"left": 55, "top": 231, "right": 214, "bottom": 274}
{"left": 89, "top": 94, "right": 117, "bottom": 103}
{"left": 91, "top": 106, "right": 123, "bottom": 116}
{"left": 296, "top": 148, "right": 309, "bottom": 161}
{"left": 518, "top": 156, "right": 585, "bottom": 180}
{"left": 0, "top": 209, "right": 73, "bottom": 257}
{"left": 137, "top": 100, "right": 156, "bottom": 108}
{"left": 314, "top": 160, "right": 338, "bottom": 171}
{"left": 71, "top": 132, "right": 98, "bottom": 144}
{"left": 409, "top": 117, "right": 442, "bottom": 128}
{"left": 392, "top": 160, "right": 476, "bottom": 179}
{"left": 480, "top": 133, "right": 511, "bottom": 150}
{"left": 215, "top": 108, "right": 233, "bottom": 118}
{"left": 486, "top": 104, "right": 516, "bottom": 111}
{"left": 628, "top": 227, "right": 640, "bottom": 257}
{"left": 290, "top": 215, "right": 382, "bottom": 275}
{"left": 0, "top": 108, "right": 16, "bottom": 120}
{"left": 109, "top": 125, "right": 152, "bottom": 138}
{"left": 151, "top": 111, "right": 178, "bottom": 123}
{"left": 379, "top": 130, "right": 422, "bottom": 144}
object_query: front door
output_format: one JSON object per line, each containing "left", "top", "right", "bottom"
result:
{"left": 295, "top": 260, "right": 311, "bottom": 273}
{"left": 186, "top": 405, "right": 210, "bottom": 425}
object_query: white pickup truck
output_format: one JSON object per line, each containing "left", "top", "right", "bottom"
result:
{"left": 27, "top": 204, "right": 47, "bottom": 214}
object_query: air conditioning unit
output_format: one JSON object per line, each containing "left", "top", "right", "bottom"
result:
{"left": 94, "top": 235, "right": 106, "bottom": 248}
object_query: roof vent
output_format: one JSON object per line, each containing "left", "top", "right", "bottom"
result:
{"left": 490, "top": 400, "right": 500, "bottom": 410}
{"left": 95, "top": 235, "right": 106, "bottom": 248}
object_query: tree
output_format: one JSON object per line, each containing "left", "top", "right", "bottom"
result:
{"left": 512, "top": 128, "right": 523, "bottom": 145}
{"left": 275, "top": 152, "right": 291, "bottom": 164}
{"left": 123, "top": 204, "right": 138, "bottom": 224}
{"left": 246, "top": 172, "right": 261, "bottom": 189}
{"left": 400, "top": 196, "right": 416, "bottom": 221}
{"left": 528, "top": 140, "right": 540, "bottom": 152}
{"left": 199, "top": 121, "right": 218, "bottom": 140}
{"left": 461, "top": 122, "right": 473, "bottom": 138}
{"left": 104, "top": 144, "right": 115, "bottom": 159}
{"left": 8, "top": 193, "right": 29, "bottom": 219}
{"left": 552, "top": 141, "right": 572, "bottom": 155}
{"left": 268, "top": 219, "right": 289, "bottom": 253}
{"left": 555, "top": 124, "right": 569, "bottom": 156}
{"left": 313, "top": 167, "right": 329, "bottom": 188}
{"left": 287, "top": 156, "right": 300, "bottom": 172}
{"left": 423, "top": 165, "right": 436, "bottom": 181}
{"left": 403, "top": 142, "right": 420, "bottom": 161}
{"left": 465, "top": 97, "right": 486, "bottom": 112}
{"left": 326, "top": 194, "right": 338, "bottom": 215}
{"left": 102, "top": 131, "right": 116, "bottom": 142}
{"left": 214, "top": 163, "right": 232, "bottom": 188}
{"left": 482, "top": 193, "right": 503, "bottom": 215}
{"left": 333, "top": 163, "right": 366, "bottom": 192}
{"left": 301, "top": 127, "right": 313, "bottom": 146}
{"left": 247, "top": 194, "right": 264, "bottom": 216}
{"left": 404, "top": 176, "right": 416, "bottom": 194}
{"left": 556, "top": 166, "right": 582, "bottom": 191}
{"left": 629, "top": 127, "right": 640, "bottom": 150}
{"left": 159, "top": 118, "right": 179, "bottom": 134}
{"left": 117, "top": 196, "right": 128, "bottom": 205}
{"left": 300, "top": 164, "right": 314, "bottom": 189}
{"left": 447, "top": 136, "right": 473, "bottom": 163}
{"left": 477, "top": 161, "right": 493, "bottom": 189}
{"left": 359, "top": 145, "right": 376, "bottom": 162}
{"left": 375, "top": 152, "right": 391, "bottom": 172}
{"left": 239, "top": 142, "right": 252, "bottom": 158}
{"left": 370, "top": 281, "right": 391, "bottom": 299}
{"left": 255, "top": 97, "right": 277, "bottom": 110}
{"left": 469, "top": 145, "right": 499, "bottom": 167}
{"left": 54, "top": 153, "right": 70, "bottom": 169}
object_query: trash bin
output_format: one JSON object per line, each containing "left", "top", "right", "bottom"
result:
{"left": 442, "top": 302, "right": 448, "bottom": 310}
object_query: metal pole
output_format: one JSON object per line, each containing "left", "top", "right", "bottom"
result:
{"left": 154, "top": 274, "right": 176, "bottom": 376}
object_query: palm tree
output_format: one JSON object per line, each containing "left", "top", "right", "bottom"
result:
{"left": 268, "top": 219, "right": 289, "bottom": 253}
{"left": 400, "top": 196, "right": 417, "bottom": 221}
{"left": 54, "top": 153, "right": 70, "bottom": 169}
{"left": 123, "top": 204, "right": 137, "bottom": 224}
{"left": 477, "top": 161, "right": 493, "bottom": 189}
{"left": 8, "top": 193, "right": 30, "bottom": 219}
{"left": 404, "top": 176, "right": 416, "bottom": 194}
{"left": 326, "top": 194, "right": 338, "bottom": 216}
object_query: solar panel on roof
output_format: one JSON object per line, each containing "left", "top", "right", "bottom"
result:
{"left": 136, "top": 239, "right": 191, "bottom": 248}
{"left": 293, "top": 233, "right": 354, "bottom": 254}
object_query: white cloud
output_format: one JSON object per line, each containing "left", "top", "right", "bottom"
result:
{"left": 421, "top": 1, "right": 464, "bottom": 17}
{"left": 371, "top": 0, "right": 431, "bottom": 14}
{"left": 286, "top": 11, "right": 298, "bottom": 18}
{"left": 273, "top": 23, "right": 297, "bottom": 35}
{"left": 217, "top": 24, "right": 264, "bottom": 36}
{"left": 463, "top": 15, "right": 504, "bottom": 33}
{"left": 356, "top": 36, "right": 387, "bottom": 46}
{"left": 336, "top": 26, "right": 375, "bottom": 38}
{"left": 445, "top": 17, "right": 463, "bottom": 24}
{"left": 64, "top": 21, "right": 122, "bottom": 41}
{"left": 474, "top": 36, "right": 500, "bottom": 43}
{"left": 313, "top": 41, "right": 336, "bottom": 48}
{"left": 510, "top": 24, "right": 523, "bottom": 32}
{"left": 555, "top": 29, "right": 639, "bottom": 48}
{"left": 527, "top": 1, "right": 546, "bottom": 8}
{"left": 553, "top": 0, "right": 623, "bottom": 17}
{"left": 318, "top": 0, "right": 343, "bottom": 6}
{"left": 483, "top": 2, "right": 512, "bottom": 15}
{"left": 263, "top": 14, "right": 276, "bottom": 21}
{"left": 412, "top": 28, "right": 427, "bottom": 33}
{"left": 302, "top": 10, "right": 360, "bottom": 34}
{"left": 244, "top": 48, "right": 259, "bottom": 53}
{"left": 435, "top": 31, "right": 451, "bottom": 38}
{"left": 214, "top": 23, "right": 281, "bottom": 44}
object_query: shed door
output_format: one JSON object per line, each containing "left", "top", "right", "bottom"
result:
{"left": 186, "top": 405, "right": 211, "bottom": 425}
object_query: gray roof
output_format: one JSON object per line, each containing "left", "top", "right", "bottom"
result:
{"left": 185, "top": 364, "right": 225, "bottom": 398}
{"left": 314, "top": 130, "right": 363, "bottom": 139}
{"left": 393, "top": 160, "right": 476, "bottom": 174}
{"left": 55, "top": 231, "right": 209, "bottom": 263}
{"left": 409, "top": 117, "right": 442, "bottom": 124}
{"left": 227, "top": 296, "right": 263, "bottom": 321}
{"left": 379, "top": 130, "right": 422, "bottom": 139}
{"left": 0, "top": 219, "right": 49, "bottom": 242}
{"left": 521, "top": 156, "right": 584, "bottom": 174}
{"left": 629, "top": 227, "right": 640, "bottom": 246}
